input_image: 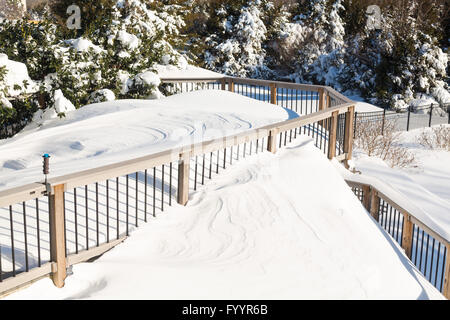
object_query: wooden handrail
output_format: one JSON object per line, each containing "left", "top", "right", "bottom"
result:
{"left": 0, "top": 104, "right": 353, "bottom": 201}
{"left": 160, "top": 76, "right": 353, "bottom": 104}
{"left": 346, "top": 180, "right": 449, "bottom": 246}
{"left": 344, "top": 177, "right": 449, "bottom": 299}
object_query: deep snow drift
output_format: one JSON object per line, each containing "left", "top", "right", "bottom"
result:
{"left": 5, "top": 136, "right": 443, "bottom": 299}
{"left": 352, "top": 126, "right": 450, "bottom": 242}
{"left": 0, "top": 90, "right": 292, "bottom": 190}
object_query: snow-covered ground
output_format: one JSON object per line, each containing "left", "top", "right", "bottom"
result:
{"left": 5, "top": 136, "right": 443, "bottom": 299}
{"left": 346, "top": 95, "right": 383, "bottom": 113}
{"left": 353, "top": 126, "right": 450, "bottom": 241}
{"left": 0, "top": 90, "right": 293, "bottom": 191}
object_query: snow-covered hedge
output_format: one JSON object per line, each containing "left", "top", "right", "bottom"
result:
{"left": 0, "top": 0, "right": 185, "bottom": 130}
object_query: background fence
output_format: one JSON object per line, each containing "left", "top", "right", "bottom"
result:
{"left": 355, "top": 103, "right": 450, "bottom": 137}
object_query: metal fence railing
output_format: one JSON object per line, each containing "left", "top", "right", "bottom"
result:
{"left": 355, "top": 103, "right": 450, "bottom": 137}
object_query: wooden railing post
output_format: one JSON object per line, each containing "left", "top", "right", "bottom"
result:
{"left": 362, "top": 185, "right": 371, "bottom": 211}
{"left": 267, "top": 129, "right": 278, "bottom": 154}
{"left": 228, "top": 79, "right": 234, "bottom": 93}
{"left": 318, "top": 88, "right": 327, "bottom": 127}
{"left": 270, "top": 83, "right": 277, "bottom": 105}
{"left": 49, "top": 184, "right": 67, "bottom": 288}
{"left": 328, "top": 110, "right": 339, "bottom": 159}
{"left": 444, "top": 242, "right": 450, "bottom": 299}
{"left": 401, "top": 213, "right": 414, "bottom": 259}
{"left": 177, "top": 153, "right": 190, "bottom": 206}
{"left": 344, "top": 105, "right": 355, "bottom": 168}
{"left": 369, "top": 190, "right": 380, "bottom": 222}
{"left": 221, "top": 78, "right": 226, "bottom": 90}
{"left": 318, "top": 88, "right": 326, "bottom": 111}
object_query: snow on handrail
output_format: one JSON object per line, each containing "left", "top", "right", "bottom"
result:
{"left": 335, "top": 162, "right": 450, "bottom": 244}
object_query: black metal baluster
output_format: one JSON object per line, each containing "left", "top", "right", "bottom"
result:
{"left": 169, "top": 163, "right": 173, "bottom": 206}
{"left": 63, "top": 193, "right": 67, "bottom": 257}
{"left": 96, "top": 182, "right": 99, "bottom": 247}
{"left": 439, "top": 246, "right": 446, "bottom": 291}
{"left": 144, "top": 170, "right": 148, "bottom": 222}
{"left": 194, "top": 156, "right": 198, "bottom": 191}
{"left": 126, "top": 176, "right": 129, "bottom": 236}
{"left": 429, "top": 238, "right": 435, "bottom": 282}
{"left": 209, "top": 152, "right": 213, "bottom": 179}
{"left": 202, "top": 154, "right": 206, "bottom": 185}
{"left": 216, "top": 151, "right": 220, "bottom": 173}
{"left": 223, "top": 149, "right": 227, "bottom": 169}
{"left": 116, "top": 177, "right": 119, "bottom": 240}
{"left": 106, "top": 180, "right": 109, "bottom": 242}
{"left": 230, "top": 146, "right": 233, "bottom": 163}
{"left": 36, "top": 198, "right": 41, "bottom": 267}
{"left": 424, "top": 235, "right": 430, "bottom": 277}
{"left": 161, "top": 165, "right": 165, "bottom": 211}
{"left": 419, "top": 230, "right": 425, "bottom": 271}
{"left": 85, "top": 185, "right": 89, "bottom": 250}
{"left": 136, "top": 172, "right": 139, "bottom": 226}
{"left": 22, "top": 202, "right": 29, "bottom": 272}
{"left": 9, "top": 205, "right": 15, "bottom": 277}
{"left": 153, "top": 167, "right": 156, "bottom": 217}
{"left": 0, "top": 242, "right": 2, "bottom": 282}
{"left": 414, "top": 225, "right": 419, "bottom": 265}
{"left": 74, "top": 188, "right": 78, "bottom": 253}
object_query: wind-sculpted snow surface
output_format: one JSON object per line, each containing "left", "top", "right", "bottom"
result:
{"left": 0, "top": 90, "right": 291, "bottom": 190}
{"left": 6, "top": 137, "right": 443, "bottom": 299}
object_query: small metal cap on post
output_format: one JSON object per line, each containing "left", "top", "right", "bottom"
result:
{"left": 43, "top": 154, "right": 51, "bottom": 194}
{"left": 43, "top": 153, "right": 50, "bottom": 179}
{"left": 43, "top": 154, "right": 50, "bottom": 174}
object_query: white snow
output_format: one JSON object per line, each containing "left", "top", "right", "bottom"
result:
{"left": 65, "top": 38, "right": 105, "bottom": 54}
{"left": 4, "top": 136, "right": 443, "bottom": 299}
{"left": 116, "top": 30, "right": 140, "bottom": 50}
{"left": 0, "top": 53, "right": 38, "bottom": 97}
{"left": 30, "top": 90, "right": 76, "bottom": 125}
{"left": 352, "top": 126, "right": 450, "bottom": 242}
{"left": 345, "top": 95, "right": 383, "bottom": 113}
{"left": 155, "top": 64, "right": 224, "bottom": 79}
{"left": 0, "top": 90, "right": 292, "bottom": 190}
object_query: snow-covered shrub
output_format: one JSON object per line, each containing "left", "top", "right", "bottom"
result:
{"left": 32, "top": 89, "right": 75, "bottom": 124}
{"left": 123, "top": 71, "right": 163, "bottom": 99}
{"left": 88, "top": 89, "right": 116, "bottom": 104}
{"left": 354, "top": 118, "right": 416, "bottom": 168}
{"left": 0, "top": 53, "right": 40, "bottom": 130}
{"left": 417, "top": 125, "right": 450, "bottom": 151}
{"left": 0, "top": 0, "right": 185, "bottom": 134}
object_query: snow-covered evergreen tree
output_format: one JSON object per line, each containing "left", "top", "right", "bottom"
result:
{"left": 288, "top": 0, "right": 346, "bottom": 88}
{"left": 203, "top": 0, "right": 269, "bottom": 77}
{"left": 339, "top": 0, "right": 449, "bottom": 109}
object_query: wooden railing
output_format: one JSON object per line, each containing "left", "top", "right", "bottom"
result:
{"left": 3, "top": 76, "right": 444, "bottom": 298}
{"left": 342, "top": 171, "right": 450, "bottom": 299}
{"left": 0, "top": 76, "right": 355, "bottom": 296}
